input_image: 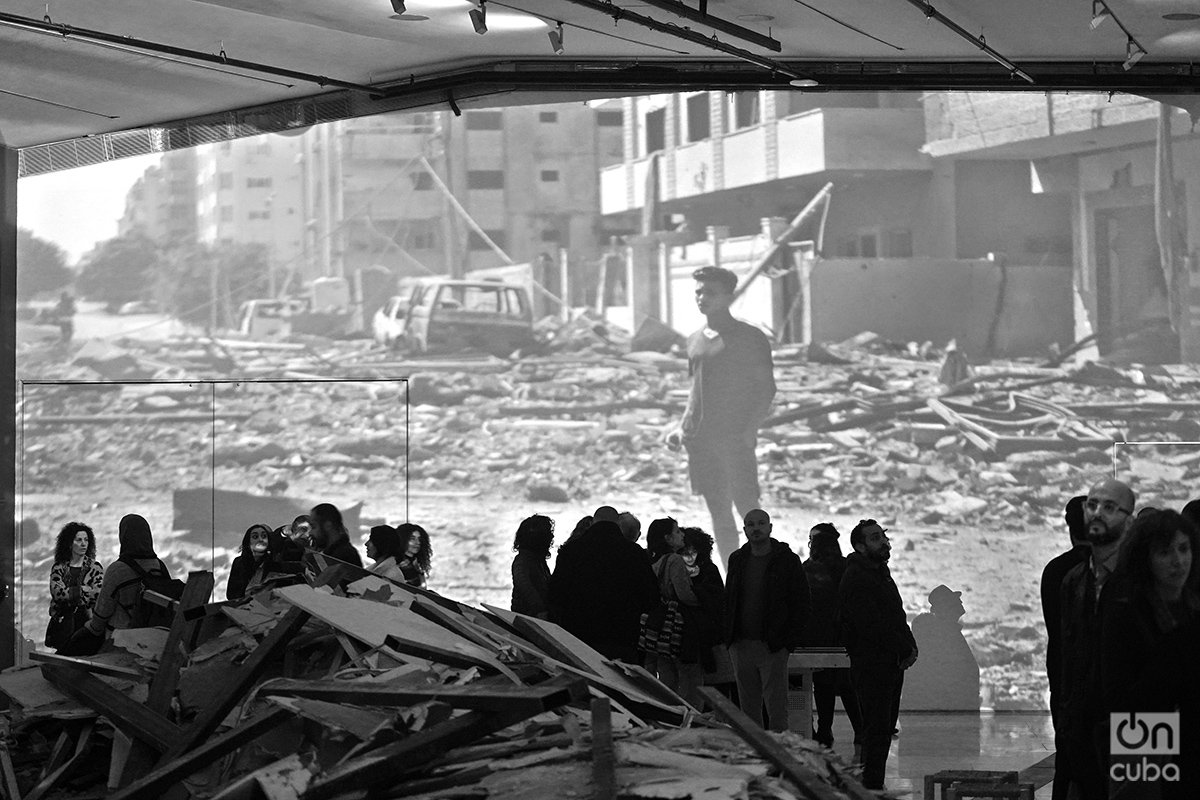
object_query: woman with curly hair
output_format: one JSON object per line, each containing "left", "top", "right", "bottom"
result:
{"left": 46, "top": 522, "right": 104, "bottom": 649}
{"left": 227, "top": 523, "right": 290, "bottom": 600}
{"left": 511, "top": 515, "right": 554, "bottom": 618}
{"left": 1101, "top": 508, "right": 1200, "bottom": 799}
{"left": 395, "top": 522, "right": 432, "bottom": 589}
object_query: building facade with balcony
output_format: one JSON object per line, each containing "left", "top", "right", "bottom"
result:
{"left": 922, "top": 91, "right": 1200, "bottom": 361}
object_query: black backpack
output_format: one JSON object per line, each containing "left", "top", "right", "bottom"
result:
{"left": 115, "top": 558, "right": 186, "bottom": 627}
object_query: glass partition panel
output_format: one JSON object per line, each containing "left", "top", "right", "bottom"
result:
{"left": 17, "top": 378, "right": 408, "bottom": 646}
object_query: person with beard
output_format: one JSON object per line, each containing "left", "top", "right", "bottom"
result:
{"left": 723, "top": 508, "right": 810, "bottom": 731}
{"left": 60, "top": 514, "right": 174, "bottom": 655}
{"left": 309, "top": 503, "right": 362, "bottom": 568}
{"left": 803, "top": 523, "right": 863, "bottom": 751}
{"left": 1057, "top": 478, "right": 1136, "bottom": 800}
{"left": 838, "top": 519, "right": 917, "bottom": 791}
{"left": 664, "top": 266, "right": 776, "bottom": 567}
{"left": 548, "top": 505, "right": 658, "bottom": 662}
{"left": 1041, "top": 494, "right": 1090, "bottom": 800}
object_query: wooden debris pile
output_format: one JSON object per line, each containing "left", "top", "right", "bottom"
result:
{"left": 0, "top": 557, "right": 876, "bottom": 800}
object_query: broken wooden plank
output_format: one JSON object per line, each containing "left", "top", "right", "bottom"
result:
{"left": 275, "top": 585, "right": 508, "bottom": 674}
{"left": 302, "top": 676, "right": 587, "bottom": 800}
{"left": 24, "top": 721, "right": 94, "bottom": 800}
{"left": 41, "top": 665, "right": 180, "bottom": 752}
{"left": 698, "top": 687, "right": 874, "bottom": 800}
{"left": 29, "top": 652, "right": 143, "bottom": 680}
{"left": 591, "top": 697, "right": 615, "bottom": 800}
{"left": 109, "top": 706, "right": 293, "bottom": 800}
{"left": 162, "top": 606, "right": 310, "bottom": 761}
{"left": 259, "top": 677, "right": 584, "bottom": 714}
{"left": 147, "top": 571, "right": 214, "bottom": 714}
{"left": 0, "top": 741, "right": 21, "bottom": 800}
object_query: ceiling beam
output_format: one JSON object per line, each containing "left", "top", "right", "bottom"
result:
{"left": 633, "top": 0, "right": 782, "bottom": 52}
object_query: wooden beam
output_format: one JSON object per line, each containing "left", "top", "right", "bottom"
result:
{"left": 0, "top": 740, "right": 20, "bottom": 800}
{"left": 29, "top": 652, "right": 143, "bottom": 680}
{"left": 109, "top": 707, "right": 292, "bottom": 800}
{"left": 698, "top": 687, "right": 874, "bottom": 800}
{"left": 303, "top": 677, "right": 587, "bottom": 800}
{"left": 590, "top": 697, "right": 615, "bottom": 800}
{"left": 147, "top": 571, "right": 214, "bottom": 715}
{"left": 162, "top": 606, "right": 310, "bottom": 761}
{"left": 41, "top": 666, "right": 180, "bottom": 752}
{"left": 259, "top": 677, "right": 583, "bottom": 713}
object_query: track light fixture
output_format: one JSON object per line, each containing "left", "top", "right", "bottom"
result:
{"left": 1123, "top": 36, "right": 1147, "bottom": 69}
{"left": 390, "top": 0, "right": 406, "bottom": 13}
{"left": 548, "top": 22, "right": 564, "bottom": 54}
{"left": 1090, "top": 0, "right": 1111, "bottom": 30}
{"left": 469, "top": 1, "right": 487, "bottom": 34}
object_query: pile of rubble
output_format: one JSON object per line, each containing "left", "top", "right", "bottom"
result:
{"left": 0, "top": 557, "right": 878, "bottom": 800}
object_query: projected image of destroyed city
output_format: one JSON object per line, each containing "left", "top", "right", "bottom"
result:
{"left": 16, "top": 89, "right": 1200, "bottom": 716}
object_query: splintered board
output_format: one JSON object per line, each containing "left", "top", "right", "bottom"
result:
{"left": 276, "top": 585, "right": 511, "bottom": 675}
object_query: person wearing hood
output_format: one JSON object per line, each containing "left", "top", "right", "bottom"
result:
{"left": 838, "top": 519, "right": 917, "bottom": 791}
{"left": 723, "top": 508, "right": 810, "bottom": 732}
{"left": 227, "top": 523, "right": 289, "bottom": 600}
{"left": 60, "top": 514, "right": 173, "bottom": 654}
{"left": 548, "top": 505, "right": 658, "bottom": 661}
{"left": 309, "top": 503, "right": 362, "bottom": 568}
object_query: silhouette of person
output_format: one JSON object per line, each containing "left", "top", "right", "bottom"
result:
{"left": 902, "top": 584, "right": 980, "bottom": 710}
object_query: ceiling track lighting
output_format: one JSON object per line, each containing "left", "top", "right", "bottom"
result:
{"left": 1124, "top": 36, "right": 1147, "bottom": 69}
{"left": 469, "top": 1, "right": 487, "bottom": 34}
{"left": 548, "top": 21, "right": 564, "bottom": 55}
{"left": 1090, "top": 0, "right": 1112, "bottom": 30}
{"left": 390, "top": 0, "right": 406, "bottom": 14}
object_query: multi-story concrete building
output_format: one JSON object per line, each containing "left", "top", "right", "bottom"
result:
{"left": 922, "top": 91, "right": 1200, "bottom": 360}
{"left": 117, "top": 149, "right": 198, "bottom": 245}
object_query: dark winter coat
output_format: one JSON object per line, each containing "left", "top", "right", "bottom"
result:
{"left": 838, "top": 552, "right": 916, "bottom": 666}
{"left": 803, "top": 552, "right": 846, "bottom": 647}
{"left": 723, "top": 539, "right": 810, "bottom": 652}
{"left": 547, "top": 520, "right": 658, "bottom": 661}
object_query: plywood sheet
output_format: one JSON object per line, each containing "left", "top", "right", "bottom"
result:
{"left": 276, "top": 585, "right": 505, "bottom": 673}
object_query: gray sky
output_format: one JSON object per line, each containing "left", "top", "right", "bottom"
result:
{"left": 17, "top": 153, "right": 161, "bottom": 265}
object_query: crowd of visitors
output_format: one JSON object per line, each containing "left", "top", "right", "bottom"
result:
{"left": 43, "top": 477, "right": 1200, "bottom": 796}
{"left": 1043, "top": 481, "right": 1200, "bottom": 800}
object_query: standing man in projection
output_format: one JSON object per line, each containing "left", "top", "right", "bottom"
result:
{"left": 666, "top": 266, "right": 776, "bottom": 567}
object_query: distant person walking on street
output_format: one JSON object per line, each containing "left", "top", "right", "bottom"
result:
{"left": 723, "top": 508, "right": 810, "bottom": 731}
{"left": 666, "top": 266, "right": 776, "bottom": 566}
{"left": 54, "top": 291, "right": 76, "bottom": 344}
{"left": 839, "top": 519, "right": 917, "bottom": 791}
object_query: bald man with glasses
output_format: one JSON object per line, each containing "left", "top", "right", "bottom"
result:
{"left": 1055, "top": 478, "right": 1136, "bottom": 800}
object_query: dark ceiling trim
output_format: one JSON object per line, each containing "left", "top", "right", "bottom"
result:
{"left": 633, "top": 0, "right": 783, "bottom": 52}
{"left": 19, "top": 58, "right": 1200, "bottom": 175}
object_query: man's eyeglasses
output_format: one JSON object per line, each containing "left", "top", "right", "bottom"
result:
{"left": 1084, "top": 499, "right": 1132, "bottom": 516}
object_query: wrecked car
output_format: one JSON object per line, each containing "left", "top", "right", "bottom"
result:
{"left": 403, "top": 279, "right": 535, "bottom": 357}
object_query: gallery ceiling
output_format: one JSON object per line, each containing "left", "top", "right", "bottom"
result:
{"left": 5, "top": 0, "right": 1200, "bottom": 154}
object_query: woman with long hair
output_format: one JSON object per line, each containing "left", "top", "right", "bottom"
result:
{"left": 511, "top": 514, "right": 554, "bottom": 618}
{"left": 395, "top": 522, "right": 432, "bottom": 588}
{"left": 309, "top": 503, "right": 362, "bottom": 567}
{"left": 227, "top": 523, "right": 287, "bottom": 600}
{"left": 1101, "top": 508, "right": 1200, "bottom": 799}
{"left": 642, "top": 517, "right": 703, "bottom": 705}
{"left": 46, "top": 522, "right": 104, "bottom": 650}
{"left": 366, "top": 525, "right": 406, "bottom": 582}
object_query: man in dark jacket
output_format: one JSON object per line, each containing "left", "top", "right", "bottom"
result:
{"left": 548, "top": 505, "right": 659, "bottom": 662}
{"left": 1041, "top": 495, "right": 1089, "bottom": 800}
{"left": 839, "top": 519, "right": 917, "bottom": 791}
{"left": 803, "top": 522, "right": 862, "bottom": 750}
{"left": 724, "top": 508, "right": 810, "bottom": 731}
{"left": 1058, "top": 479, "right": 1135, "bottom": 800}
